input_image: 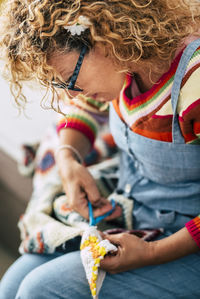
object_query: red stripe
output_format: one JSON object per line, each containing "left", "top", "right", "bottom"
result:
{"left": 185, "top": 217, "right": 200, "bottom": 248}
{"left": 123, "top": 50, "right": 183, "bottom": 110}
{"left": 66, "top": 121, "right": 95, "bottom": 145}
{"left": 194, "top": 122, "right": 200, "bottom": 134}
{"left": 182, "top": 132, "right": 197, "bottom": 143}
{"left": 37, "top": 232, "right": 44, "bottom": 253}
{"left": 181, "top": 98, "right": 200, "bottom": 118}
{"left": 56, "top": 122, "right": 67, "bottom": 133}
{"left": 152, "top": 114, "right": 172, "bottom": 119}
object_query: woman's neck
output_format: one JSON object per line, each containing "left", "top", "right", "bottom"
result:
{"left": 131, "top": 60, "right": 170, "bottom": 94}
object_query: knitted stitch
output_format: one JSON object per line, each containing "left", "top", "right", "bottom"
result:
{"left": 56, "top": 95, "right": 108, "bottom": 146}
{"left": 185, "top": 215, "right": 200, "bottom": 248}
{"left": 57, "top": 108, "right": 99, "bottom": 145}
{"left": 116, "top": 47, "right": 200, "bottom": 143}
{"left": 80, "top": 226, "right": 117, "bottom": 299}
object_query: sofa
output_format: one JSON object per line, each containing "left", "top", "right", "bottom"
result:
{"left": 0, "top": 149, "right": 32, "bottom": 256}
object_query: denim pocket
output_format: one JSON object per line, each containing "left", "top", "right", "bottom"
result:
{"left": 156, "top": 210, "right": 176, "bottom": 224}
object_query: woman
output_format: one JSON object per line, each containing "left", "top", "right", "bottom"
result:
{"left": 0, "top": 0, "right": 200, "bottom": 298}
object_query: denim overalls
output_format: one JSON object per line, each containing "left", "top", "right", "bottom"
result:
{"left": 110, "top": 39, "right": 200, "bottom": 233}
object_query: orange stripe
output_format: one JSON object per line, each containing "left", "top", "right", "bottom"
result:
{"left": 102, "top": 133, "right": 116, "bottom": 147}
{"left": 194, "top": 122, "right": 200, "bottom": 134}
{"left": 67, "top": 117, "right": 95, "bottom": 133}
{"left": 61, "top": 203, "right": 72, "bottom": 212}
{"left": 37, "top": 232, "right": 44, "bottom": 253}
{"left": 183, "top": 132, "right": 197, "bottom": 143}
{"left": 112, "top": 99, "right": 123, "bottom": 120}
{"left": 57, "top": 118, "right": 66, "bottom": 124}
{"left": 194, "top": 216, "right": 200, "bottom": 229}
{"left": 132, "top": 127, "right": 172, "bottom": 141}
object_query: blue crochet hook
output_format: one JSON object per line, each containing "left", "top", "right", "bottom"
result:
{"left": 88, "top": 199, "right": 116, "bottom": 226}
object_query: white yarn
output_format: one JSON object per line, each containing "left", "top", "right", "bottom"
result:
{"left": 80, "top": 226, "right": 117, "bottom": 299}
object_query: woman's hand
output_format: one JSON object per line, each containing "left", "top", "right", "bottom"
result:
{"left": 57, "top": 151, "right": 121, "bottom": 220}
{"left": 100, "top": 228, "right": 200, "bottom": 273}
{"left": 56, "top": 128, "right": 121, "bottom": 220}
{"left": 100, "top": 232, "right": 154, "bottom": 273}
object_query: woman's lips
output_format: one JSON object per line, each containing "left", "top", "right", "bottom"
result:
{"left": 91, "top": 93, "right": 110, "bottom": 102}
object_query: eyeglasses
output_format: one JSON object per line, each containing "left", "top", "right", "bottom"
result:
{"left": 52, "top": 45, "right": 87, "bottom": 92}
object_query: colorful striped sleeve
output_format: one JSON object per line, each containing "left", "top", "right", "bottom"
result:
{"left": 56, "top": 105, "right": 99, "bottom": 146}
{"left": 185, "top": 215, "right": 200, "bottom": 248}
{"left": 56, "top": 92, "right": 109, "bottom": 146}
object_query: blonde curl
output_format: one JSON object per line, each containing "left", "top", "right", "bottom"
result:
{"left": 0, "top": 0, "right": 200, "bottom": 109}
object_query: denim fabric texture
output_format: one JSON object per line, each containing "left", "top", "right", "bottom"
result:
{"left": 0, "top": 245, "right": 200, "bottom": 299}
{"left": 110, "top": 39, "right": 200, "bottom": 233}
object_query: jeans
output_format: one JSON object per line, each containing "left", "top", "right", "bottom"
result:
{"left": 0, "top": 248, "right": 200, "bottom": 299}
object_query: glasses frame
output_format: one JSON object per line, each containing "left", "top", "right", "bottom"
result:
{"left": 52, "top": 45, "right": 88, "bottom": 92}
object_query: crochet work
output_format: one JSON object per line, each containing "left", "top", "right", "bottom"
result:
{"left": 80, "top": 226, "right": 117, "bottom": 299}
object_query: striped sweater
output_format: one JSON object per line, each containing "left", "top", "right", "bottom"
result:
{"left": 56, "top": 45, "right": 200, "bottom": 248}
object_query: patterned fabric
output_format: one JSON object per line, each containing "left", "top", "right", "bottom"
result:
{"left": 56, "top": 94, "right": 108, "bottom": 146}
{"left": 36, "top": 150, "right": 55, "bottom": 174}
{"left": 18, "top": 143, "right": 39, "bottom": 177}
{"left": 56, "top": 107, "right": 99, "bottom": 146}
{"left": 116, "top": 46, "right": 200, "bottom": 143}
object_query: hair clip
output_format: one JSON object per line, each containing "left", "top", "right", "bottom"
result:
{"left": 64, "top": 16, "right": 91, "bottom": 36}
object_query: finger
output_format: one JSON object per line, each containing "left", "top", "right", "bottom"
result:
{"left": 93, "top": 200, "right": 122, "bottom": 219}
{"left": 66, "top": 183, "right": 89, "bottom": 219}
{"left": 100, "top": 253, "right": 118, "bottom": 270}
{"left": 92, "top": 200, "right": 116, "bottom": 218}
{"left": 104, "top": 205, "right": 122, "bottom": 220}
{"left": 103, "top": 233, "right": 124, "bottom": 246}
{"left": 82, "top": 175, "right": 102, "bottom": 205}
{"left": 100, "top": 247, "right": 122, "bottom": 272}
{"left": 91, "top": 197, "right": 115, "bottom": 217}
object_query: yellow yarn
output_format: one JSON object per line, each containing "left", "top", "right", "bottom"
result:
{"left": 80, "top": 235, "right": 107, "bottom": 297}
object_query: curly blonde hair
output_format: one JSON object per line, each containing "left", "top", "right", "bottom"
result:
{"left": 1, "top": 0, "right": 200, "bottom": 108}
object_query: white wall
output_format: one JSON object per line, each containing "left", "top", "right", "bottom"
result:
{"left": 0, "top": 75, "right": 56, "bottom": 161}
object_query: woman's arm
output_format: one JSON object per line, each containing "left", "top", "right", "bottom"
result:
{"left": 152, "top": 227, "right": 199, "bottom": 264}
{"left": 57, "top": 127, "right": 91, "bottom": 162}
{"left": 56, "top": 128, "right": 101, "bottom": 219}
{"left": 56, "top": 127, "right": 121, "bottom": 220}
{"left": 100, "top": 227, "right": 199, "bottom": 273}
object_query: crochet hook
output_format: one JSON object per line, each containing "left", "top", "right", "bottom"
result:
{"left": 88, "top": 199, "right": 116, "bottom": 226}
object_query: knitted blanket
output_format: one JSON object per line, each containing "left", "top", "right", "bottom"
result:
{"left": 18, "top": 124, "right": 134, "bottom": 254}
